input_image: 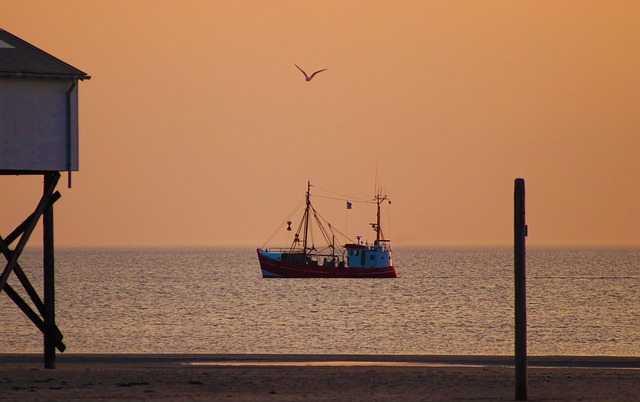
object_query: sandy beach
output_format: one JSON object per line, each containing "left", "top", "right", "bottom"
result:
{"left": 1, "top": 354, "right": 639, "bottom": 401}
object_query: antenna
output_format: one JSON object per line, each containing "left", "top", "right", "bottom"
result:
{"left": 374, "top": 157, "right": 379, "bottom": 197}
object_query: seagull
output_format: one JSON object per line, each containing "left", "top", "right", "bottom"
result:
{"left": 295, "top": 64, "right": 327, "bottom": 81}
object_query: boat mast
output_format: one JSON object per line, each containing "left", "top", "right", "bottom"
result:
{"left": 302, "top": 181, "right": 311, "bottom": 255}
{"left": 374, "top": 190, "right": 389, "bottom": 244}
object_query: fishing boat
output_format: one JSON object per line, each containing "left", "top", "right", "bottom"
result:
{"left": 257, "top": 182, "right": 396, "bottom": 278}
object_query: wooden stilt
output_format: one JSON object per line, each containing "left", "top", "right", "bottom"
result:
{"left": 0, "top": 171, "right": 64, "bottom": 368}
{"left": 514, "top": 178, "right": 528, "bottom": 400}
{"left": 43, "top": 172, "right": 58, "bottom": 369}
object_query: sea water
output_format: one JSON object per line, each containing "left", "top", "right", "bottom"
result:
{"left": 1, "top": 247, "right": 638, "bottom": 356}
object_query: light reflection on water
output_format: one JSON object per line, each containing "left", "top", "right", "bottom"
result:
{"left": 188, "top": 361, "right": 488, "bottom": 367}
{"left": 1, "top": 247, "right": 638, "bottom": 356}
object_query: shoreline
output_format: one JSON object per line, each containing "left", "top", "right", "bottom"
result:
{"left": 2, "top": 353, "right": 639, "bottom": 368}
{"left": 2, "top": 354, "right": 639, "bottom": 402}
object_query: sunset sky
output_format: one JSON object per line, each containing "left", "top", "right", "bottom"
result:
{"left": 2, "top": 1, "right": 639, "bottom": 248}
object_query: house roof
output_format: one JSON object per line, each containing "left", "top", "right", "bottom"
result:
{"left": 0, "top": 28, "right": 90, "bottom": 80}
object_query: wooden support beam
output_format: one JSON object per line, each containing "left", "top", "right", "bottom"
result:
{"left": 0, "top": 171, "right": 64, "bottom": 367}
{"left": 514, "top": 178, "right": 528, "bottom": 401}
{"left": 0, "top": 234, "right": 66, "bottom": 351}
{"left": 0, "top": 195, "right": 59, "bottom": 299}
{"left": 3, "top": 192, "right": 61, "bottom": 246}
{"left": 2, "top": 284, "right": 66, "bottom": 351}
{"left": 43, "top": 172, "right": 58, "bottom": 369}
{"left": 0, "top": 175, "right": 60, "bottom": 292}
{"left": 0, "top": 237, "right": 46, "bottom": 313}
{"left": 1, "top": 207, "right": 59, "bottom": 316}
{"left": 10, "top": 261, "right": 45, "bottom": 315}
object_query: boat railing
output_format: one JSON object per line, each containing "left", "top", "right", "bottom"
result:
{"left": 260, "top": 247, "right": 305, "bottom": 253}
{"left": 260, "top": 247, "right": 346, "bottom": 266}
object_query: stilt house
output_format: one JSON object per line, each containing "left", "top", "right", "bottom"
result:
{"left": 0, "top": 27, "right": 90, "bottom": 369}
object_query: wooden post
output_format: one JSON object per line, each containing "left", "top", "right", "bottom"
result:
{"left": 514, "top": 178, "right": 527, "bottom": 400}
{"left": 43, "top": 172, "right": 58, "bottom": 369}
{"left": 1, "top": 172, "right": 66, "bottom": 364}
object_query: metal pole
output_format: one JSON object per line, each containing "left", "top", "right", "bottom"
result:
{"left": 514, "top": 178, "right": 527, "bottom": 400}
{"left": 43, "top": 172, "right": 56, "bottom": 369}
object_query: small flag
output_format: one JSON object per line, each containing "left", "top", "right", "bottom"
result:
{"left": 346, "top": 201, "right": 352, "bottom": 209}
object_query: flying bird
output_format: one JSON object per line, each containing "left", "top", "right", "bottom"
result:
{"left": 295, "top": 64, "right": 327, "bottom": 81}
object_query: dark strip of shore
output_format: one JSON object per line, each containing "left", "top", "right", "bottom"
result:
{"left": 2, "top": 353, "right": 639, "bottom": 368}
{"left": 2, "top": 354, "right": 639, "bottom": 401}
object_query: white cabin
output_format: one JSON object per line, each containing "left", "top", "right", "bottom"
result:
{"left": 345, "top": 242, "right": 393, "bottom": 269}
{"left": 0, "top": 28, "right": 90, "bottom": 173}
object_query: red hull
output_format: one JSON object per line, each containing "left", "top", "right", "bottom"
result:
{"left": 258, "top": 253, "right": 396, "bottom": 278}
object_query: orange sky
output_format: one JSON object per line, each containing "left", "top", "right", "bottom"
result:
{"left": 2, "top": 1, "right": 639, "bottom": 248}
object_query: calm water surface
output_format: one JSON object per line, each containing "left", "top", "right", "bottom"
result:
{"left": 1, "top": 247, "right": 638, "bottom": 356}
